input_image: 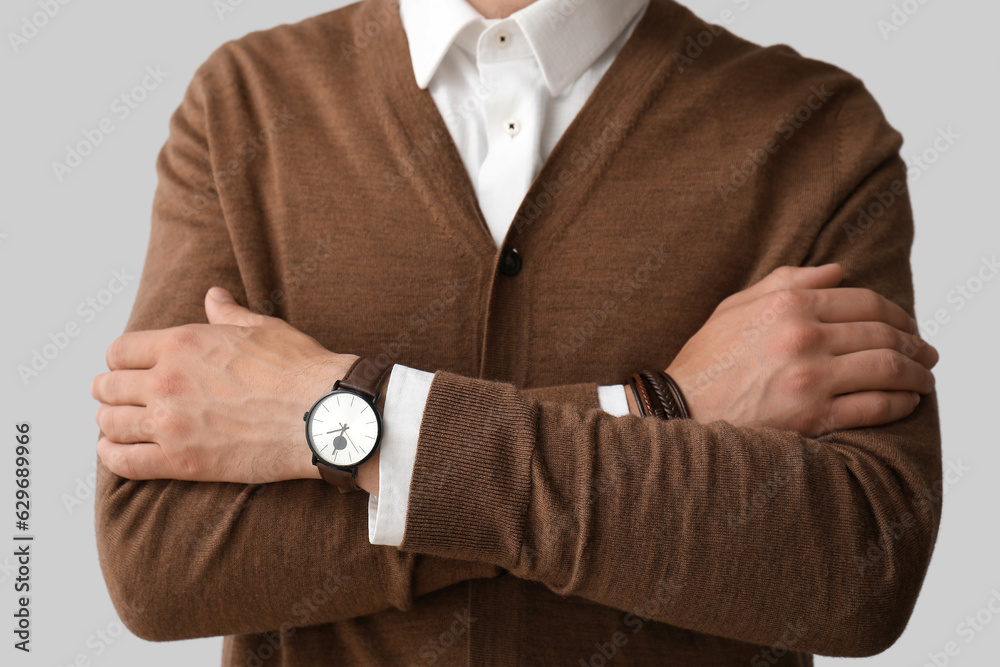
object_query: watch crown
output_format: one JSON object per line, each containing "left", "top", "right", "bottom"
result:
{"left": 303, "top": 411, "right": 309, "bottom": 422}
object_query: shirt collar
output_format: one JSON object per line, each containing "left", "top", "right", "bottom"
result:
{"left": 399, "top": 0, "right": 650, "bottom": 96}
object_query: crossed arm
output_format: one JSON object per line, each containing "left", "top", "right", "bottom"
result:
{"left": 92, "top": 263, "right": 935, "bottom": 489}
{"left": 92, "top": 266, "right": 939, "bottom": 654}
{"left": 92, "top": 72, "right": 941, "bottom": 656}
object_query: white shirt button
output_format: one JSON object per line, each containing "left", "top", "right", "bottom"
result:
{"left": 495, "top": 30, "right": 511, "bottom": 48}
{"left": 504, "top": 118, "right": 521, "bottom": 136}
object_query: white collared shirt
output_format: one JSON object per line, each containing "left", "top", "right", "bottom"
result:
{"left": 369, "top": 0, "right": 649, "bottom": 546}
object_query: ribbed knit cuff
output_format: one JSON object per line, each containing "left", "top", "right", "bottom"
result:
{"left": 400, "top": 371, "right": 537, "bottom": 569}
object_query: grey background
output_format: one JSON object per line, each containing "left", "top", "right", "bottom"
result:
{"left": 1, "top": 0, "right": 996, "bottom": 665}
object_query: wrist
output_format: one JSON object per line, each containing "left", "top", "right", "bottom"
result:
{"left": 303, "top": 352, "right": 360, "bottom": 407}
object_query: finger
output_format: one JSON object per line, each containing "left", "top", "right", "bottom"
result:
{"left": 106, "top": 330, "right": 170, "bottom": 370}
{"left": 90, "top": 370, "right": 150, "bottom": 406}
{"left": 205, "top": 287, "right": 275, "bottom": 328}
{"left": 724, "top": 264, "right": 843, "bottom": 308}
{"left": 97, "top": 438, "right": 173, "bottom": 480}
{"left": 823, "top": 391, "right": 921, "bottom": 432}
{"left": 829, "top": 349, "right": 936, "bottom": 396}
{"left": 95, "top": 405, "right": 156, "bottom": 444}
{"left": 813, "top": 288, "right": 917, "bottom": 334}
{"left": 826, "top": 322, "right": 939, "bottom": 369}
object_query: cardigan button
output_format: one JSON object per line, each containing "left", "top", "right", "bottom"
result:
{"left": 499, "top": 247, "right": 522, "bottom": 276}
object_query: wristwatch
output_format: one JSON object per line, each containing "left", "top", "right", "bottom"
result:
{"left": 303, "top": 356, "right": 392, "bottom": 493}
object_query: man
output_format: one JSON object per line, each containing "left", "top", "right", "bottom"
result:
{"left": 92, "top": 0, "right": 941, "bottom": 664}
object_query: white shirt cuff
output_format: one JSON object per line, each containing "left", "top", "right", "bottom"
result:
{"left": 368, "top": 364, "right": 435, "bottom": 546}
{"left": 598, "top": 384, "right": 631, "bottom": 417}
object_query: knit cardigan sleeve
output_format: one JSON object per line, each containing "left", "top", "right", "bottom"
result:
{"left": 398, "top": 81, "right": 942, "bottom": 658}
{"left": 92, "top": 63, "right": 516, "bottom": 642}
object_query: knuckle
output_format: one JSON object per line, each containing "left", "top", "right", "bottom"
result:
{"left": 772, "top": 265, "right": 798, "bottom": 285}
{"left": 166, "top": 327, "right": 201, "bottom": 353}
{"left": 778, "top": 323, "right": 823, "bottom": 355}
{"left": 147, "top": 405, "right": 170, "bottom": 434}
{"left": 106, "top": 337, "right": 124, "bottom": 369}
{"left": 804, "top": 418, "right": 828, "bottom": 438}
{"left": 761, "top": 291, "right": 789, "bottom": 318}
{"left": 139, "top": 412, "right": 158, "bottom": 439}
{"left": 873, "top": 323, "right": 899, "bottom": 350}
{"left": 105, "top": 409, "right": 125, "bottom": 439}
{"left": 878, "top": 349, "right": 906, "bottom": 377}
{"left": 773, "top": 288, "right": 811, "bottom": 312}
{"left": 109, "top": 449, "right": 137, "bottom": 479}
{"left": 860, "top": 289, "right": 884, "bottom": 317}
{"left": 154, "top": 369, "right": 186, "bottom": 397}
{"left": 816, "top": 407, "right": 843, "bottom": 436}
{"left": 247, "top": 311, "right": 271, "bottom": 328}
{"left": 171, "top": 446, "right": 200, "bottom": 479}
{"left": 95, "top": 405, "right": 112, "bottom": 434}
{"left": 98, "top": 407, "right": 131, "bottom": 441}
{"left": 865, "top": 394, "right": 894, "bottom": 424}
{"left": 715, "top": 293, "right": 737, "bottom": 312}
{"left": 899, "top": 332, "right": 922, "bottom": 359}
{"left": 924, "top": 369, "right": 936, "bottom": 393}
{"left": 765, "top": 290, "right": 790, "bottom": 311}
{"left": 100, "top": 373, "right": 119, "bottom": 400}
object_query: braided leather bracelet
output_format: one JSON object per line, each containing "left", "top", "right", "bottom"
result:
{"left": 626, "top": 375, "right": 647, "bottom": 417}
{"left": 628, "top": 372, "right": 656, "bottom": 418}
{"left": 657, "top": 369, "right": 690, "bottom": 420}
{"left": 631, "top": 369, "right": 691, "bottom": 421}
{"left": 639, "top": 370, "right": 676, "bottom": 420}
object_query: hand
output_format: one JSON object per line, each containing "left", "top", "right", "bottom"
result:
{"left": 91, "top": 287, "right": 359, "bottom": 483}
{"left": 662, "top": 264, "right": 938, "bottom": 437}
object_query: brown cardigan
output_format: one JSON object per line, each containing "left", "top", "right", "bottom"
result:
{"left": 95, "top": 0, "right": 942, "bottom": 664}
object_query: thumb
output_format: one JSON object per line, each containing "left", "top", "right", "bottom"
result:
{"left": 727, "top": 263, "right": 844, "bottom": 308}
{"left": 204, "top": 287, "right": 272, "bottom": 327}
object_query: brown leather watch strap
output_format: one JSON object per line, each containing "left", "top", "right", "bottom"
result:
{"left": 318, "top": 465, "right": 362, "bottom": 494}
{"left": 338, "top": 356, "right": 393, "bottom": 401}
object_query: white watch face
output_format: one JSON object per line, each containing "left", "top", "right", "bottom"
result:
{"left": 307, "top": 390, "right": 381, "bottom": 467}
